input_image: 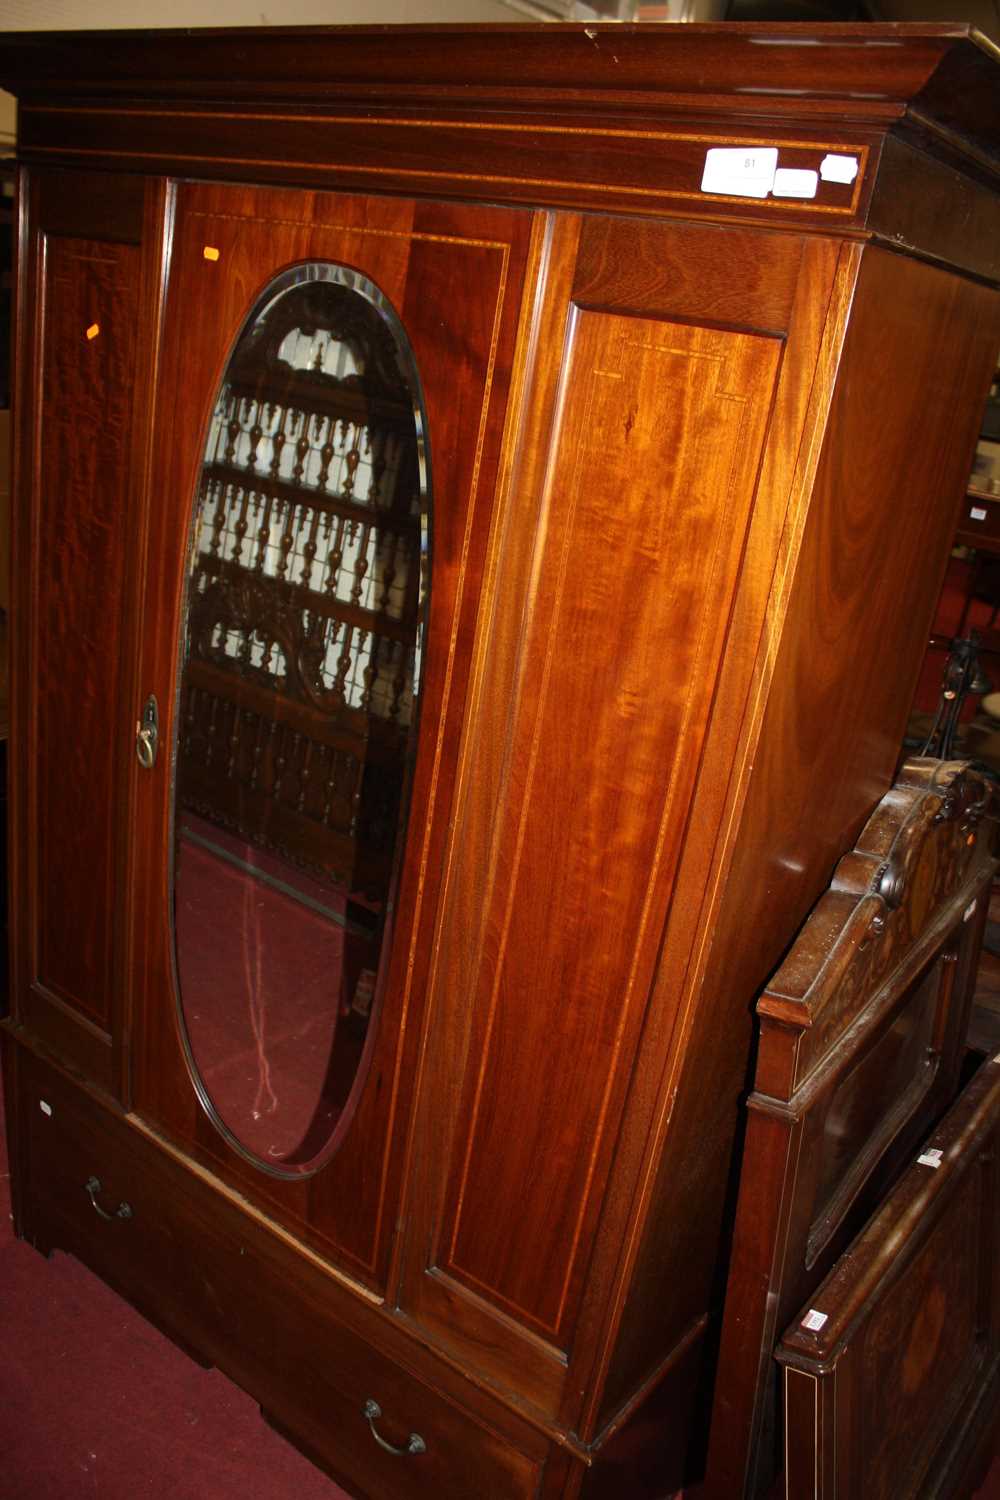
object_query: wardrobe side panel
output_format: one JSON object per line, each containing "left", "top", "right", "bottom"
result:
{"left": 599, "top": 247, "right": 1000, "bottom": 1432}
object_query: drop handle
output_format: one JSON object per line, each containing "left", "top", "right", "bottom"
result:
{"left": 85, "top": 1175, "right": 133, "bottom": 1222}
{"left": 363, "top": 1399, "right": 426, "bottom": 1457}
{"left": 135, "top": 694, "right": 159, "bottom": 771}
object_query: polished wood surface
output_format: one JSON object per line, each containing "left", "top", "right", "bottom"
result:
{"left": 10, "top": 170, "right": 147, "bottom": 1095}
{"left": 3, "top": 21, "right": 993, "bottom": 103}
{"left": 3, "top": 24, "right": 998, "bottom": 242}
{"left": 700, "top": 758, "right": 996, "bottom": 1500}
{"left": 570, "top": 226, "right": 856, "bottom": 1437}
{"left": 777, "top": 1053, "right": 1000, "bottom": 1500}
{"left": 33, "top": 234, "right": 135, "bottom": 1031}
{"left": 3, "top": 24, "right": 1000, "bottom": 1500}
{"left": 436, "top": 309, "right": 781, "bottom": 1347}
{"left": 868, "top": 133, "right": 1000, "bottom": 284}
{"left": 398, "top": 215, "right": 850, "bottom": 1432}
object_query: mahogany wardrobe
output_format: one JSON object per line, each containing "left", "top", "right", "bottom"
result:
{"left": 1, "top": 22, "right": 999, "bottom": 1500}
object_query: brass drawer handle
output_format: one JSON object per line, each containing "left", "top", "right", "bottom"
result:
{"left": 363, "top": 1399, "right": 426, "bottom": 1457}
{"left": 85, "top": 1175, "right": 133, "bottom": 1222}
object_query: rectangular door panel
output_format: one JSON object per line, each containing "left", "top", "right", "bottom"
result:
{"left": 11, "top": 169, "right": 151, "bottom": 1089}
{"left": 34, "top": 237, "right": 137, "bottom": 1026}
{"left": 433, "top": 308, "right": 782, "bottom": 1346}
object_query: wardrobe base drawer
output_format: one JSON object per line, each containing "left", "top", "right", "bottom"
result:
{"left": 13, "top": 1047, "right": 547, "bottom": 1500}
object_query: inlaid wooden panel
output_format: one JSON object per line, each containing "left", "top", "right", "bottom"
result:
{"left": 778, "top": 1055, "right": 1000, "bottom": 1500}
{"left": 435, "top": 309, "right": 782, "bottom": 1346}
{"left": 32, "top": 235, "right": 138, "bottom": 1027}
{"left": 16, "top": 100, "right": 872, "bottom": 232}
{"left": 860, "top": 1172, "right": 981, "bottom": 1500}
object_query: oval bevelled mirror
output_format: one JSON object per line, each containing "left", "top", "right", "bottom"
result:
{"left": 172, "top": 263, "right": 429, "bottom": 1177}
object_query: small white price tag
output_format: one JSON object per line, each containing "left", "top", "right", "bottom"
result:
{"left": 918, "top": 1148, "right": 943, "bottom": 1169}
{"left": 820, "top": 153, "right": 860, "bottom": 185}
{"left": 701, "top": 147, "right": 777, "bottom": 200}
{"left": 801, "top": 1309, "right": 828, "bottom": 1332}
{"left": 39, "top": 1099, "right": 52, "bottom": 1117}
{"left": 773, "top": 168, "right": 819, "bottom": 200}
{"left": 971, "top": 507, "right": 988, "bottom": 521}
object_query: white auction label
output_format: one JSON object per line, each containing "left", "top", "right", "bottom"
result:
{"left": 971, "top": 507, "right": 988, "bottom": 521}
{"left": 820, "top": 153, "right": 860, "bottom": 185}
{"left": 801, "top": 1309, "right": 828, "bottom": 1332}
{"left": 39, "top": 1099, "right": 52, "bottom": 1117}
{"left": 918, "top": 1148, "right": 943, "bottom": 1169}
{"left": 773, "top": 168, "right": 819, "bottom": 200}
{"left": 701, "top": 147, "right": 778, "bottom": 200}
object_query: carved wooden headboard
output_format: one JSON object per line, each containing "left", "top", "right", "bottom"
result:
{"left": 701, "top": 757, "right": 996, "bottom": 1500}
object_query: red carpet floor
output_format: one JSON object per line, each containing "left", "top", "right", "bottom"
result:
{"left": 0, "top": 1079, "right": 351, "bottom": 1500}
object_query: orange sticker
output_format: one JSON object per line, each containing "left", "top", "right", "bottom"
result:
{"left": 203, "top": 246, "right": 220, "bottom": 262}
{"left": 85, "top": 323, "right": 100, "bottom": 340}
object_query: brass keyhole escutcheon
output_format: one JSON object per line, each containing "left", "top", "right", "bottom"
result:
{"left": 136, "top": 694, "right": 159, "bottom": 771}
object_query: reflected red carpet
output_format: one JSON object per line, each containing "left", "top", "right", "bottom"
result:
{"left": 175, "top": 820, "right": 347, "bottom": 1163}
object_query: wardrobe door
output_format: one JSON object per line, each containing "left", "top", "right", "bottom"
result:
{"left": 396, "top": 213, "right": 849, "bottom": 1420}
{"left": 131, "top": 182, "right": 534, "bottom": 1292}
{"left": 9, "top": 169, "right": 161, "bottom": 1094}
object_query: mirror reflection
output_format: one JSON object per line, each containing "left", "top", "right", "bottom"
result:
{"left": 173, "top": 265, "right": 428, "bottom": 1174}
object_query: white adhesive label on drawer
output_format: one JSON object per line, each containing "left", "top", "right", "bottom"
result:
{"left": 971, "top": 506, "right": 988, "bottom": 521}
{"left": 39, "top": 1099, "right": 52, "bottom": 1117}
{"left": 918, "top": 1148, "right": 943, "bottom": 1169}
{"left": 801, "top": 1309, "right": 828, "bottom": 1332}
{"left": 773, "top": 168, "right": 819, "bottom": 200}
{"left": 701, "top": 147, "right": 777, "bottom": 199}
{"left": 820, "top": 153, "right": 859, "bottom": 185}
